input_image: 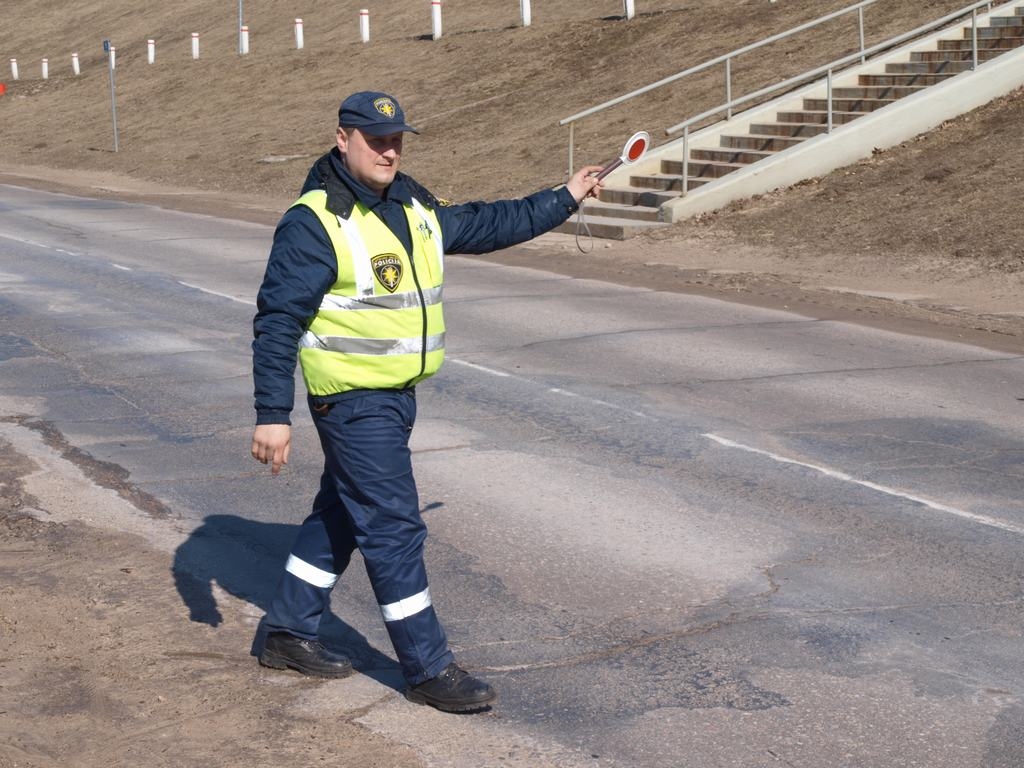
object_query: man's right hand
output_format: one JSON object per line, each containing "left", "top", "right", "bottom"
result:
{"left": 566, "top": 165, "right": 605, "bottom": 204}
{"left": 251, "top": 424, "right": 292, "bottom": 475}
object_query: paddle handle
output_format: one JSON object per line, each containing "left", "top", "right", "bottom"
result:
{"left": 593, "top": 156, "right": 624, "bottom": 181}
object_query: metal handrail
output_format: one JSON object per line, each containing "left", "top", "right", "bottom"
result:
{"left": 558, "top": 0, "right": 878, "bottom": 174}
{"left": 667, "top": 0, "right": 1000, "bottom": 198}
{"left": 666, "top": 0, "right": 997, "bottom": 136}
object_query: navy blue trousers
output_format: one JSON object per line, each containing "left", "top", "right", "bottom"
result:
{"left": 264, "top": 389, "right": 453, "bottom": 684}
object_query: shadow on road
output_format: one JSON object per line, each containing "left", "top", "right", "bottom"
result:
{"left": 171, "top": 513, "right": 403, "bottom": 690}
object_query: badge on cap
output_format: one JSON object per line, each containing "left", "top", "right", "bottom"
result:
{"left": 374, "top": 97, "right": 397, "bottom": 119}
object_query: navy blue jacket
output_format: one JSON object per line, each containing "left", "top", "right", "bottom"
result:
{"left": 253, "top": 149, "right": 580, "bottom": 424}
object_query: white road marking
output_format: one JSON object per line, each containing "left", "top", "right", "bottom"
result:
{"left": 703, "top": 433, "right": 1024, "bottom": 536}
{"left": 0, "top": 232, "right": 49, "bottom": 249}
{"left": 177, "top": 281, "right": 256, "bottom": 306}
{"left": 110, "top": 263, "right": 132, "bottom": 271}
{"left": 450, "top": 359, "right": 648, "bottom": 418}
{"left": 448, "top": 359, "right": 511, "bottom": 377}
{"left": 549, "top": 387, "right": 648, "bottom": 418}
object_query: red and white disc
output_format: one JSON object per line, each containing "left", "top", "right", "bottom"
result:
{"left": 622, "top": 131, "right": 650, "bottom": 165}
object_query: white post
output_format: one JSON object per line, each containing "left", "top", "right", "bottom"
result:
{"left": 41, "top": 58, "right": 49, "bottom": 80}
{"left": 191, "top": 32, "right": 200, "bottom": 60}
{"left": 431, "top": 0, "right": 442, "bottom": 40}
{"left": 147, "top": 39, "right": 155, "bottom": 64}
{"left": 9, "top": 58, "right": 18, "bottom": 80}
{"left": 294, "top": 18, "right": 304, "bottom": 49}
{"left": 109, "top": 47, "right": 116, "bottom": 70}
{"left": 359, "top": 9, "right": 370, "bottom": 43}
{"left": 240, "top": 25, "right": 249, "bottom": 54}
{"left": 624, "top": 0, "right": 635, "bottom": 20}
{"left": 521, "top": 0, "right": 531, "bottom": 27}
{"left": 71, "top": 52, "right": 80, "bottom": 75}
{"left": 106, "top": 42, "right": 119, "bottom": 152}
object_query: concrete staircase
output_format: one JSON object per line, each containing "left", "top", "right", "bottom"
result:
{"left": 562, "top": 3, "right": 1024, "bottom": 239}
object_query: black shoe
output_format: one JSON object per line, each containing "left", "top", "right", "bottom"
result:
{"left": 259, "top": 632, "right": 354, "bottom": 678}
{"left": 405, "top": 662, "right": 496, "bottom": 712}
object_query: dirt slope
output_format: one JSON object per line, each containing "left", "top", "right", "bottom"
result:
{"left": 0, "top": 0, "right": 983, "bottom": 200}
{"left": 1, "top": 0, "right": 1022, "bottom": 341}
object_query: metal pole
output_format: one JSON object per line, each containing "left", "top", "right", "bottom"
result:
{"left": 826, "top": 68, "right": 833, "bottom": 134}
{"left": 971, "top": 9, "right": 979, "bottom": 70}
{"left": 568, "top": 122, "right": 575, "bottom": 177}
{"left": 238, "top": 0, "right": 244, "bottom": 54}
{"left": 107, "top": 44, "right": 119, "bottom": 152}
{"left": 858, "top": 6, "right": 866, "bottom": 63}
{"left": 681, "top": 126, "right": 689, "bottom": 197}
{"left": 725, "top": 57, "right": 733, "bottom": 119}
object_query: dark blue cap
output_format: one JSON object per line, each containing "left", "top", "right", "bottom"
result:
{"left": 338, "top": 91, "right": 419, "bottom": 135}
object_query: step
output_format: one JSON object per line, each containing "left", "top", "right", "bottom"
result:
{"left": 690, "top": 147, "right": 775, "bottom": 164}
{"left": 658, "top": 162, "right": 741, "bottom": 188}
{"left": 579, "top": 200, "right": 661, "bottom": 222}
{"left": 598, "top": 185, "right": 678, "bottom": 207}
{"left": 630, "top": 172, "right": 685, "bottom": 191}
{"left": 939, "top": 37, "right": 1024, "bottom": 50}
{"left": 630, "top": 171, "right": 717, "bottom": 192}
{"left": 749, "top": 121, "right": 829, "bottom": 137}
{"left": 885, "top": 60, "right": 976, "bottom": 73}
{"left": 859, "top": 72, "right": 957, "bottom": 86}
{"left": 626, "top": 173, "right": 716, "bottom": 193}
{"left": 552, "top": 215, "right": 668, "bottom": 241}
{"left": 990, "top": 15, "right": 1024, "bottom": 26}
{"left": 720, "top": 133, "right": 807, "bottom": 151}
{"left": 910, "top": 48, "right": 1007, "bottom": 62}
{"left": 964, "top": 24, "right": 1024, "bottom": 38}
{"left": 775, "top": 110, "right": 867, "bottom": 124}
{"left": 658, "top": 160, "right": 746, "bottom": 179}
{"left": 831, "top": 84, "right": 929, "bottom": 98}
{"left": 803, "top": 97, "right": 897, "bottom": 112}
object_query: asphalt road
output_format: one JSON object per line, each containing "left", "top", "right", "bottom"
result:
{"left": 1, "top": 183, "right": 1023, "bottom": 768}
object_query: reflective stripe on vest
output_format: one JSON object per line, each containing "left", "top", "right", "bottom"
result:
{"left": 300, "top": 330, "right": 445, "bottom": 356}
{"left": 294, "top": 190, "right": 446, "bottom": 395}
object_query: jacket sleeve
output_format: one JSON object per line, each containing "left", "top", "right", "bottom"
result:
{"left": 435, "top": 186, "right": 579, "bottom": 255}
{"left": 252, "top": 207, "right": 337, "bottom": 425}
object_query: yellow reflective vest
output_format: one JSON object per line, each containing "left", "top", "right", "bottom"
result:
{"left": 294, "top": 189, "right": 446, "bottom": 395}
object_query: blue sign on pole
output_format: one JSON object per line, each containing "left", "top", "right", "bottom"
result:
{"left": 103, "top": 39, "right": 110, "bottom": 52}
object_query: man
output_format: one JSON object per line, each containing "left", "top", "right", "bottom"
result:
{"left": 251, "top": 91, "right": 602, "bottom": 713}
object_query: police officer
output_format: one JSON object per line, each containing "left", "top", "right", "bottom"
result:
{"left": 251, "top": 91, "right": 602, "bottom": 712}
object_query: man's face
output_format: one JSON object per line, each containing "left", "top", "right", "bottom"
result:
{"left": 337, "top": 127, "right": 403, "bottom": 193}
